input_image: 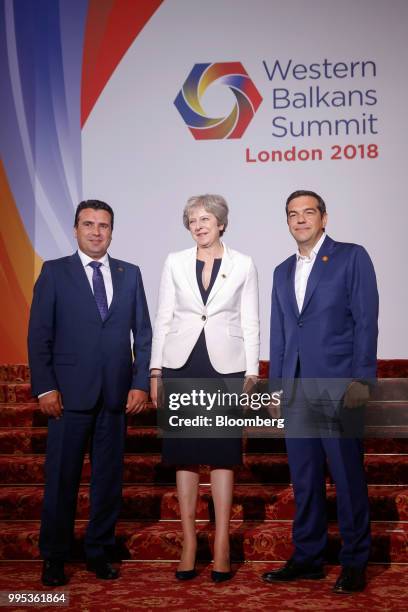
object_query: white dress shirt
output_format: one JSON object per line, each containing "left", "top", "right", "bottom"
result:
{"left": 295, "top": 233, "right": 326, "bottom": 311}
{"left": 77, "top": 248, "right": 113, "bottom": 308}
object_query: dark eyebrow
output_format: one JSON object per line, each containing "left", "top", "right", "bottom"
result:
{"left": 288, "top": 208, "right": 318, "bottom": 214}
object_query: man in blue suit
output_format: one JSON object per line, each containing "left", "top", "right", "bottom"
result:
{"left": 262, "top": 190, "right": 378, "bottom": 593}
{"left": 28, "top": 200, "right": 152, "bottom": 586}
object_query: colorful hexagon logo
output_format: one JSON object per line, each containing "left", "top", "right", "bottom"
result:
{"left": 174, "top": 62, "right": 263, "bottom": 140}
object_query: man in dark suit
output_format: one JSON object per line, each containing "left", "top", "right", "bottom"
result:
{"left": 28, "top": 200, "right": 152, "bottom": 586}
{"left": 263, "top": 190, "right": 378, "bottom": 593}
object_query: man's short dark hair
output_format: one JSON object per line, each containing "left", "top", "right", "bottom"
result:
{"left": 74, "top": 200, "right": 114, "bottom": 229}
{"left": 285, "top": 190, "right": 327, "bottom": 218}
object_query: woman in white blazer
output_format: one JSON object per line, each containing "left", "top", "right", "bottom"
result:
{"left": 150, "top": 194, "right": 260, "bottom": 582}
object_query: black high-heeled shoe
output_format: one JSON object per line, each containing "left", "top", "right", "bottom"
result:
{"left": 211, "top": 569, "right": 232, "bottom": 583}
{"left": 175, "top": 568, "right": 197, "bottom": 580}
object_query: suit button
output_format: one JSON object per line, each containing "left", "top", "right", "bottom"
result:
{"left": 298, "top": 321, "right": 303, "bottom": 327}
{"left": 201, "top": 315, "right": 207, "bottom": 321}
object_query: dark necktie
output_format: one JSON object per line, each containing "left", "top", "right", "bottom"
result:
{"left": 88, "top": 261, "right": 108, "bottom": 320}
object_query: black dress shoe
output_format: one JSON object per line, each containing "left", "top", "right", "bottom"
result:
{"left": 41, "top": 559, "right": 68, "bottom": 587}
{"left": 211, "top": 570, "right": 232, "bottom": 583}
{"left": 86, "top": 556, "right": 119, "bottom": 580}
{"left": 262, "top": 558, "right": 325, "bottom": 582}
{"left": 333, "top": 566, "right": 366, "bottom": 594}
{"left": 175, "top": 568, "right": 197, "bottom": 580}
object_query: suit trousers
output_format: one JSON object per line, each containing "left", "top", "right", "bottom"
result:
{"left": 39, "top": 400, "right": 126, "bottom": 560}
{"left": 285, "top": 379, "right": 371, "bottom": 568}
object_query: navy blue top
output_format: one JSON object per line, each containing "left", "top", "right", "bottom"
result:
{"left": 196, "top": 258, "right": 222, "bottom": 304}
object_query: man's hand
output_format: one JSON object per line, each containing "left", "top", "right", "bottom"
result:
{"left": 243, "top": 375, "right": 258, "bottom": 395}
{"left": 343, "top": 381, "right": 370, "bottom": 409}
{"left": 38, "top": 391, "right": 63, "bottom": 418}
{"left": 266, "top": 394, "right": 282, "bottom": 419}
{"left": 126, "top": 389, "right": 148, "bottom": 414}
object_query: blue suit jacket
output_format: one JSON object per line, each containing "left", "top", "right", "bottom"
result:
{"left": 28, "top": 252, "right": 152, "bottom": 412}
{"left": 269, "top": 235, "right": 378, "bottom": 384}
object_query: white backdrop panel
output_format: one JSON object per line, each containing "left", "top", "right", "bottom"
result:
{"left": 82, "top": 0, "right": 408, "bottom": 358}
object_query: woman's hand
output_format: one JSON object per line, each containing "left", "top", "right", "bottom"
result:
{"left": 150, "top": 370, "right": 163, "bottom": 408}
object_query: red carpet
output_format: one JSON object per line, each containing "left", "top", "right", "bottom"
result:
{"left": 0, "top": 361, "right": 407, "bottom": 609}
{"left": 0, "top": 562, "right": 406, "bottom": 611}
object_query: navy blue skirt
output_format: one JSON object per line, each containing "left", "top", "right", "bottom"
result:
{"left": 162, "top": 330, "right": 244, "bottom": 467}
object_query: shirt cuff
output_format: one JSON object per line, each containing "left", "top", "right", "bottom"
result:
{"left": 38, "top": 390, "right": 57, "bottom": 398}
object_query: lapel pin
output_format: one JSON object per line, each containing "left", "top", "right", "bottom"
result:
{"left": 322, "top": 256, "right": 329, "bottom": 263}
{"left": 118, "top": 267, "right": 124, "bottom": 272}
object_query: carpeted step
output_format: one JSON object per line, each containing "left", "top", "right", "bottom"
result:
{"left": 1, "top": 484, "right": 407, "bottom": 522}
{"left": 0, "top": 519, "right": 406, "bottom": 563}
{"left": 245, "top": 436, "right": 408, "bottom": 454}
{"left": 0, "top": 427, "right": 163, "bottom": 454}
{"left": 0, "top": 365, "right": 30, "bottom": 383}
{"left": 2, "top": 398, "right": 407, "bottom": 434}
{"left": 0, "top": 384, "right": 36, "bottom": 404}
{"left": 376, "top": 360, "right": 408, "bottom": 378}
{"left": 1, "top": 378, "right": 407, "bottom": 405}
{"left": 0, "top": 404, "right": 47, "bottom": 427}
{"left": 2, "top": 360, "right": 408, "bottom": 383}
{"left": 0, "top": 403, "right": 158, "bottom": 427}
{"left": 1, "top": 422, "right": 408, "bottom": 455}
{"left": 0, "top": 453, "right": 406, "bottom": 485}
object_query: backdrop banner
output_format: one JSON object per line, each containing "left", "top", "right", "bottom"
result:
{"left": 1, "top": 0, "right": 407, "bottom": 360}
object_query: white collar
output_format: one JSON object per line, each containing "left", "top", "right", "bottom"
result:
{"left": 296, "top": 232, "right": 326, "bottom": 262}
{"left": 77, "top": 248, "right": 110, "bottom": 268}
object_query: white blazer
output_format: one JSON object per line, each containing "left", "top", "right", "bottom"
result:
{"left": 150, "top": 243, "right": 260, "bottom": 375}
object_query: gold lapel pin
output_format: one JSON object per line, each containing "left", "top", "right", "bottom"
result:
{"left": 322, "top": 256, "right": 329, "bottom": 262}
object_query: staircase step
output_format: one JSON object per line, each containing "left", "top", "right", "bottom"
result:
{"left": 0, "top": 385, "right": 36, "bottom": 404}
{"left": 1, "top": 423, "right": 408, "bottom": 455}
{"left": 2, "top": 398, "right": 407, "bottom": 434}
{"left": 0, "top": 427, "right": 163, "bottom": 454}
{"left": 0, "top": 453, "right": 406, "bottom": 485}
{"left": 1, "top": 378, "right": 407, "bottom": 405}
{"left": 1, "top": 360, "right": 408, "bottom": 383}
{"left": 245, "top": 437, "right": 408, "bottom": 454}
{"left": 377, "top": 360, "right": 408, "bottom": 378}
{"left": 0, "top": 519, "right": 406, "bottom": 563}
{"left": 0, "top": 365, "right": 30, "bottom": 383}
{"left": 1, "top": 484, "right": 406, "bottom": 522}
{"left": 0, "top": 403, "right": 157, "bottom": 427}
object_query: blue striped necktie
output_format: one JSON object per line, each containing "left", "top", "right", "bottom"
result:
{"left": 88, "top": 261, "right": 108, "bottom": 320}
